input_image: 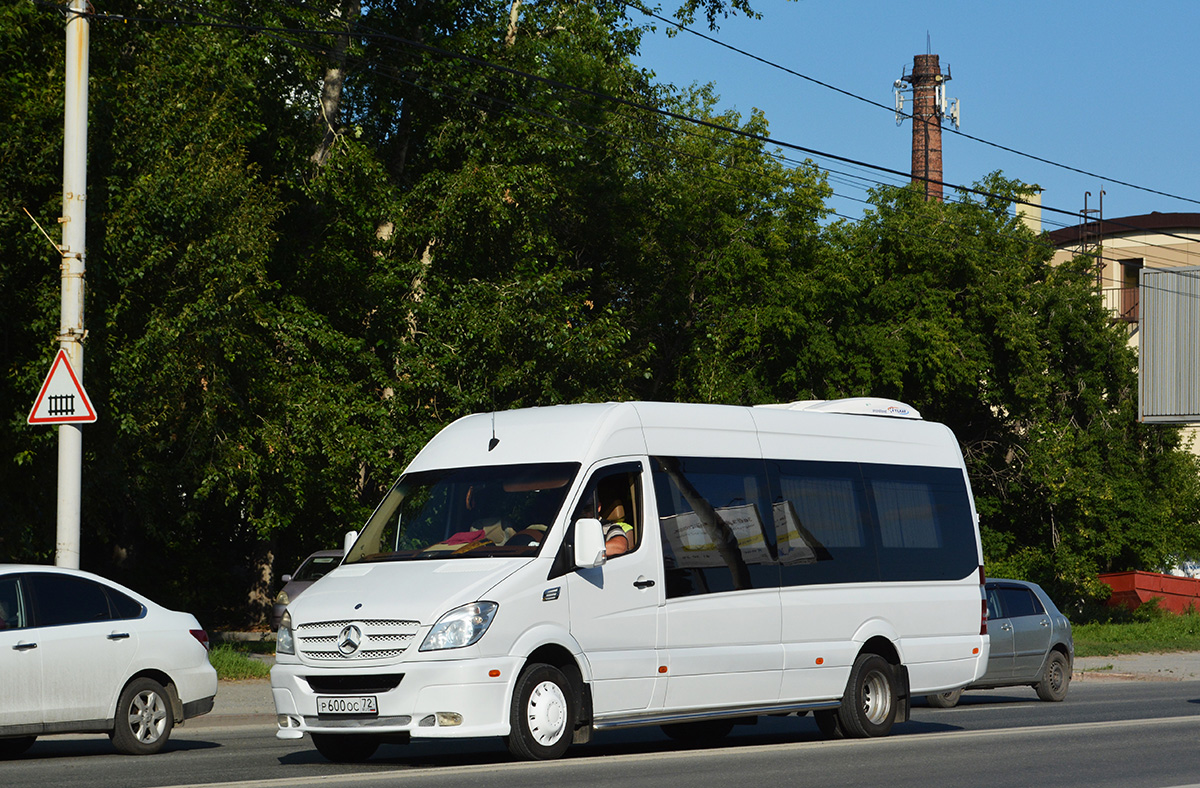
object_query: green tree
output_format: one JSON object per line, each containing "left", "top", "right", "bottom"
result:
{"left": 809, "top": 177, "right": 1200, "bottom": 599}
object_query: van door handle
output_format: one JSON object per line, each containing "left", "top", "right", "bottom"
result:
{"left": 108, "top": 632, "right": 131, "bottom": 640}
{"left": 633, "top": 578, "right": 656, "bottom": 589}
{"left": 13, "top": 641, "right": 37, "bottom": 651}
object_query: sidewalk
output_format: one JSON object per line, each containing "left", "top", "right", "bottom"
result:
{"left": 190, "top": 679, "right": 275, "bottom": 728}
{"left": 1073, "top": 650, "right": 1200, "bottom": 682}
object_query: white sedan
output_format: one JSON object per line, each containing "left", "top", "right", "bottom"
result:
{"left": 0, "top": 564, "right": 218, "bottom": 756}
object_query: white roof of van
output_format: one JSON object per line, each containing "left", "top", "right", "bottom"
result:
{"left": 405, "top": 398, "right": 955, "bottom": 475}
{"left": 755, "top": 398, "right": 922, "bottom": 420}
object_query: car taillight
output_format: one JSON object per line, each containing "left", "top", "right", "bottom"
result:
{"left": 190, "top": 629, "right": 211, "bottom": 651}
{"left": 979, "top": 566, "right": 988, "bottom": 635}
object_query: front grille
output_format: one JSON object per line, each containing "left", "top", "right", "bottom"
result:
{"left": 296, "top": 619, "right": 421, "bottom": 661}
{"left": 306, "top": 674, "right": 404, "bottom": 693}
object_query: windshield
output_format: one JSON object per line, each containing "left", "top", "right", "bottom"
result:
{"left": 345, "top": 463, "right": 580, "bottom": 563}
{"left": 292, "top": 555, "right": 341, "bottom": 582}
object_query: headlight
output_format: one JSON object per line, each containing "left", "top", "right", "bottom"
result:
{"left": 419, "top": 602, "right": 498, "bottom": 651}
{"left": 277, "top": 610, "right": 295, "bottom": 655}
{"left": 274, "top": 590, "right": 290, "bottom": 606}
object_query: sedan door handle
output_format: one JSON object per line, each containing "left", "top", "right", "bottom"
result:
{"left": 13, "top": 641, "right": 37, "bottom": 651}
{"left": 108, "top": 632, "right": 131, "bottom": 640}
{"left": 633, "top": 578, "right": 656, "bottom": 589}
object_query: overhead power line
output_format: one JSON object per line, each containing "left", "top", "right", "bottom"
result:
{"left": 618, "top": 0, "right": 1200, "bottom": 208}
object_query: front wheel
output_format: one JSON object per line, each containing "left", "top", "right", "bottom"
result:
{"left": 311, "top": 733, "right": 380, "bottom": 762}
{"left": 505, "top": 664, "right": 576, "bottom": 761}
{"left": 837, "top": 654, "right": 897, "bottom": 738}
{"left": 111, "top": 678, "right": 174, "bottom": 755}
{"left": 1035, "top": 650, "right": 1071, "bottom": 702}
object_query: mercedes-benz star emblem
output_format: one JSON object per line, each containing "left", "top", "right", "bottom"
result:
{"left": 338, "top": 624, "right": 363, "bottom": 656}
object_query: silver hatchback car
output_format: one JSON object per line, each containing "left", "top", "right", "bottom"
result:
{"left": 927, "top": 578, "right": 1074, "bottom": 708}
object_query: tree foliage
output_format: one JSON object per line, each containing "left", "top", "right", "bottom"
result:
{"left": 1, "top": 0, "right": 1197, "bottom": 624}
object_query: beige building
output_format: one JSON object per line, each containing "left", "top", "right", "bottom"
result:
{"left": 1045, "top": 212, "right": 1200, "bottom": 454}
{"left": 1046, "top": 212, "right": 1200, "bottom": 325}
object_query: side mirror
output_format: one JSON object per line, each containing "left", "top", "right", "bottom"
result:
{"left": 343, "top": 530, "right": 359, "bottom": 556}
{"left": 280, "top": 574, "right": 293, "bottom": 584}
{"left": 573, "top": 518, "right": 607, "bottom": 569}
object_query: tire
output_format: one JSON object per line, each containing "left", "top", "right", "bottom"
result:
{"left": 926, "top": 688, "right": 964, "bottom": 709}
{"left": 813, "top": 709, "right": 844, "bottom": 739}
{"left": 311, "top": 733, "right": 380, "bottom": 763}
{"left": 660, "top": 718, "right": 735, "bottom": 744}
{"left": 0, "top": 736, "right": 37, "bottom": 759}
{"left": 111, "top": 678, "right": 174, "bottom": 755}
{"left": 505, "top": 663, "right": 576, "bottom": 761}
{"left": 1035, "top": 650, "right": 1071, "bottom": 702}
{"left": 836, "top": 654, "right": 897, "bottom": 738}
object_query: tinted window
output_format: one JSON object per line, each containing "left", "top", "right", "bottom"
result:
{"left": 106, "top": 587, "right": 146, "bottom": 620}
{"left": 868, "top": 465, "right": 978, "bottom": 582}
{"left": 29, "top": 574, "right": 113, "bottom": 626}
{"left": 0, "top": 576, "right": 28, "bottom": 630}
{"left": 650, "top": 455, "right": 978, "bottom": 594}
{"left": 652, "top": 456, "right": 778, "bottom": 597}
{"left": 770, "top": 459, "right": 876, "bottom": 586}
{"left": 994, "top": 586, "right": 1044, "bottom": 618}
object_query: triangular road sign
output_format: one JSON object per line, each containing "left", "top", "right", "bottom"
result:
{"left": 28, "top": 349, "right": 97, "bottom": 425}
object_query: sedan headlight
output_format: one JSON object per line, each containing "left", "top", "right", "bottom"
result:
{"left": 274, "top": 590, "right": 290, "bottom": 606}
{"left": 419, "top": 602, "right": 498, "bottom": 651}
{"left": 277, "top": 610, "right": 295, "bottom": 655}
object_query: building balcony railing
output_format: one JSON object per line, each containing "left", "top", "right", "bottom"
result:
{"left": 1102, "top": 286, "right": 1139, "bottom": 323}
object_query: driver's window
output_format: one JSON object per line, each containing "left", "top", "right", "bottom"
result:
{"left": 574, "top": 465, "right": 643, "bottom": 559}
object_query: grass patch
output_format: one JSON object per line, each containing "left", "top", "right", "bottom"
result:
{"left": 209, "top": 643, "right": 272, "bottom": 681}
{"left": 1073, "top": 609, "right": 1200, "bottom": 657}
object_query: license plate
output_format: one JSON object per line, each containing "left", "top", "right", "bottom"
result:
{"left": 317, "top": 696, "right": 378, "bottom": 716}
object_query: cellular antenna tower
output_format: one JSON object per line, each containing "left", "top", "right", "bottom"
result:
{"left": 894, "top": 46, "right": 959, "bottom": 201}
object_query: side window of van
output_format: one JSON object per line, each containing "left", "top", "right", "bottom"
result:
{"left": 866, "top": 465, "right": 977, "bottom": 582}
{"left": 770, "top": 459, "right": 876, "bottom": 586}
{"left": 652, "top": 456, "right": 778, "bottom": 598}
{"left": 573, "top": 463, "right": 644, "bottom": 557}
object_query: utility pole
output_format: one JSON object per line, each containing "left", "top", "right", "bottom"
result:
{"left": 894, "top": 46, "right": 959, "bottom": 201}
{"left": 57, "top": 0, "right": 90, "bottom": 569}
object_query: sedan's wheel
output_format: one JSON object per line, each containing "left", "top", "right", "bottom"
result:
{"left": 505, "top": 664, "right": 575, "bottom": 761}
{"left": 111, "top": 678, "right": 174, "bottom": 755}
{"left": 813, "top": 709, "right": 844, "bottom": 739}
{"left": 311, "top": 733, "right": 380, "bottom": 763}
{"left": 0, "top": 736, "right": 37, "bottom": 759}
{"left": 926, "top": 687, "right": 964, "bottom": 708}
{"left": 836, "top": 654, "right": 897, "bottom": 738}
{"left": 1035, "top": 650, "right": 1071, "bottom": 702}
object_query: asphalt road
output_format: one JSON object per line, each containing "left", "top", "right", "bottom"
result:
{"left": 9, "top": 658, "right": 1200, "bottom": 788}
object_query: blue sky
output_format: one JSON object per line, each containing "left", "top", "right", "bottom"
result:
{"left": 630, "top": 0, "right": 1200, "bottom": 231}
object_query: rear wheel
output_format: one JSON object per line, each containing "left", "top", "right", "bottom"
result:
{"left": 111, "top": 678, "right": 174, "bottom": 755}
{"left": 660, "top": 718, "right": 735, "bottom": 744}
{"left": 837, "top": 654, "right": 897, "bottom": 738}
{"left": 926, "top": 688, "right": 964, "bottom": 708}
{"left": 0, "top": 736, "right": 36, "bottom": 759}
{"left": 1035, "top": 650, "right": 1071, "bottom": 702}
{"left": 505, "top": 664, "right": 576, "bottom": 761}
{"left": 311, "top": 733, "right": 380, "bottom": 763}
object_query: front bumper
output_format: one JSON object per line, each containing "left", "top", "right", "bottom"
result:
{"left": 271, "top": 655, "right": 524, "bottom": 740}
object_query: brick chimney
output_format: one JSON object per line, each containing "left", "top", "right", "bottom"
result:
{"left": 902, "top": 54, "right": 947, "bottom": 201}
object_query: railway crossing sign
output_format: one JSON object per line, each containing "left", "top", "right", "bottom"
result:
{"left": 28, "top": 349, "right": 97, "bottom": 425}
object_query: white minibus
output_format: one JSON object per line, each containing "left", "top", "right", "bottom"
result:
{"left": 271, "top": 399, "right": 989, "bottom": 762}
